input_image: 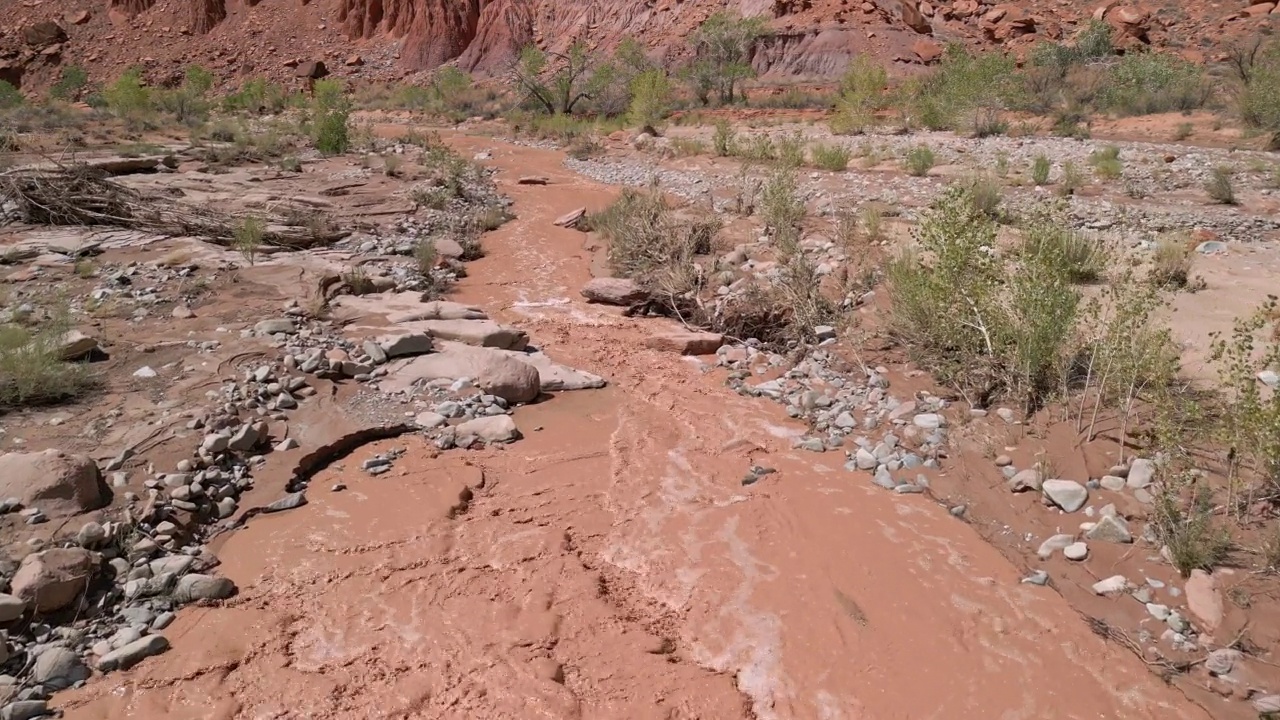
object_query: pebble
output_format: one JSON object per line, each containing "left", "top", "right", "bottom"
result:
{"left": 132, "top": 366, "right": 158, "bottom": 379}
{"left": 1063, "top": 542, "right": 1089, "bottom": 560}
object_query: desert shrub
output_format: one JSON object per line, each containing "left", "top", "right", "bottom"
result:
{"left": 735, "top": 133, "right": 777, "bottom": 163}
{"left": 1173, "top": 122, "right": 1194, "bottom": 140}
{"left": 760, "top": 170, "right": 805, "bottom": 252}
{"left": 311, "top": 79, "right": 351, "bottom": 155}
{"left": 222, "top": 77, "right": 293, "bottom": 115}
{"left": 1151, "top": 234, "right": 1193, "bottom": 288}
{"left": 0, "top": 82, "right": 21, "bottom": 111}
{"left": 830, "top": 56, "right": 886, "bottom": 135}
{"left": 1238, "top": 41, "right": 1280, "bottom": 147}
{"left": 774, "top": 132, "right": 806, "bottom": 168}
{"left": 1025, "top": 224, "right": 1106, "bottom": 283}
{"left": 0, "top": 311, "right": 98, "bottom": 410}
{"left": 681, "top": 12, "right": 766, "bottom": 105}
{"left": 49, "top": 66, "right": 89, "bottom": 101}
{"left": 591, "top": 185, "right": 718, "bottom": 285}
{"left": 1153, "top": 477, "right": 1233, "bottom": 576}
{"left": 671, "top": 137, "right": 707, "bottom": 156}
{"left": 1088, "top": 145, "right": 1123, "bottom": 180}
{"left": 906, "top": 46, "right": 1024, "bottom": 134}
{"left": 628, "top": 69, "right": 673, "bottom": 130}
{"left": 960, "top": 174, "right": 1003, "bottom": 218}
{"left": 1210, "top": 297, "right": 1280, "bottom": 502}
{"left": 712, "top": 119, "right": 736, "bottom": 156}
{"left": 1205, "top": 166, "right": 1237, "bottom": 205}
{"left": 154, "top": 65, "right": 215, "bottom": 124}
{"left": 1059, "top": 160, "right": 1084, "bottom": 195}
{"left": 1096, "top": 52, "right": 1209, "bottom": 116}
{"left": 903, "top": 145, "right": 935, "bottom": 176}
{"left": 1031, "top": 154, "right": 1051, "bottom": 185}
{"left": 887, "top": 187, "right": 1081, "bottom": 409}
{"left": 861, "top": 205, "right": 884, "bottom": 242}
{"left": 810, "top": 142, "right": 851, "bottom": 171}
{"left": 104, "top": 68, "right": 152, "bottom": 117}
{"left": 232, "top": 216, "right": 265, "bottom": 264}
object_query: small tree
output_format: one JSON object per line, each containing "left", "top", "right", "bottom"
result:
{"left": 511, "top": 43, "right": 599, "bottom": 115}
{"left": 685, "top": 12, "right": 767, "bottom": 105}
{"left": 628, "top": 69, "right": 672, "bottom": 131}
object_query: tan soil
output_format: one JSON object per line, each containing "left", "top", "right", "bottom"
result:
{"left": 53, "top": 137, "right": 1212, "bottom": 720}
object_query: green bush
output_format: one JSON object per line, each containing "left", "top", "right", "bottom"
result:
{"left": 311, "top": 79, "right": 351, "bottom": 155}
{"left": 628, "top": 69, "right": 673, "bottom": 130}
{"left": 1096, "top": 52, "right": 1209, "bottom": 116}
{"left": 1205, "top": 166, "right": 1237, "bottom": 205}
{"left": 1024, "top": 223, "right": 1106, "bottom": 283}
{"left": 104, "top": 68, "right": 152, "bottom": 117}
{"left": 1089, "top": 145, "right": 1123, "bottom": 180}
{"left": 712, "top": 119, "right": 736, "bottom": 156}
{"left": 50, "top": 66, "right": 89, "bottom": 101}
{"left": 830, "top": 56, "right": 886, "bottom": 135}
{"left": 0, "top": 312, "right": 98, "bottom": 410}
{"left": 222, "top": 78, "right": 293, "bottom": 115}
{"left": 810, "top": 142, "right": 851, "bottom": 171}
{"left": 904, "top": 145, "right": 935, "bottom": 176}
{"left": 1031, "top": 154, "right": 1051, "bottom": 185}
{"left": 886, "top": 187, "right": 1082, "bottom": 410}
{"left": 906, "top": 46, "right": 1024, "bottom": 133}
{"left": 0, "top": 81, "right": 21, "bottom": 110}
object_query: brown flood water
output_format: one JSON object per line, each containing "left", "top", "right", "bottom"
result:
{"left": 56, "top": 137, "right": 1210, "bottom": 720}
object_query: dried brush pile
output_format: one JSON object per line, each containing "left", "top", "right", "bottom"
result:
{"left": 0, "top": 165, "right": 346, "bottom": 248}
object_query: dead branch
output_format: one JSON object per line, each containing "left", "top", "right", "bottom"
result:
{"left": 0, "top": 164, "right": 348, "bottom": 249}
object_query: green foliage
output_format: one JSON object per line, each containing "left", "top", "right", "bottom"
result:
{"left": 154, "top": 65, "right": 215, "bottom": 124}
{"left": 1154, "top": 478, "right": 1233, "bottom": 577}
{"left": 1205, "top": 166, "right": 1237, "bottom": 205}
{"left": 104, "top": 68, "right": 151, "bottom": 117}
{"left": 628, "top": 69, "right": 673, "bottom": 129}
{"left": 310, "top": 79, "right": 351, "bottom": 155}
{"left": 1210, "top": 296, "right": 1280, "bottom": 502}
{"left": 903, "top": 145, "right": 935, "bottom": 176}
{"left": 906, "top": 46, "right": 1023, "bottom": 134}
{"left": 760, "top": 170, "right": 805, "bottom": 253}
{"left": 830, "top": 56, "right": 886, "bottom": 135}
{"left": 50, "top": 66, "right": 89, "bottom": 101}
{"left": 1088, "top": 145, "right": 1123, "bottom": 180}
{"left": 0, "top": 309, "right": 98, "bottom": 410}
{"left": 774, "top": 132, "right": 805, "bottom": 168}
{"left": 232, "top": 216, "right": 265, "bottom": 264}
{"left": 592, "top": 185, "right": 714, "bottom": 282}
{"left": 1096, "top": 52, "right": 1209, "bottom": 116}
{"left": 683, "top": 12, "right": 766, "bottom": 105}
{"left": 222, "top": 78, "right": 293, "bottom": 115}
{"left": 1029, "top": 20, "right": 1114, "bottom": 77}
{"left": 1151, "top": 234, "right": 1194, "bottom": 287}
{"left": 1031, "top": 154, "right": 1051, "bottom": 185}
{"left": 886, "top": 187, "right": 1085, "bottom": 410}
{"left": 712, "top": 120, "right": 736, "bottom": 156}
{"left": 810, "top": 142, "right": 851, "bottom": 171}
{"left": 1238, "top": 42, "right": 1280, "bottom": 145}
{"left": 1024, "top": 224, "right": 1106, "bottom": 283}
{"left": 0, "top": 81, "right": 21, "bottom": 110}
{"left": 513, "top": 43, "right": 604, "bottom": 116}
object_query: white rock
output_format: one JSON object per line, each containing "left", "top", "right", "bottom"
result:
{"left": 1063, "top": 542, "right": 1089, "bottom": 560}
{"left": 1042, "top": 479, "right": 1088, "bottom": 513}
{"left": 132, "top": 366, "right": 157, "bottom": 379}
{"left": 1036, "top": 534, "right": 1075, "bottom": 559}
{"left": 1091, "top": 575, "right": 1130, "bottom": 595}
{"left": 1127, "top": 458, "right": 1155, "bottom": 489}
